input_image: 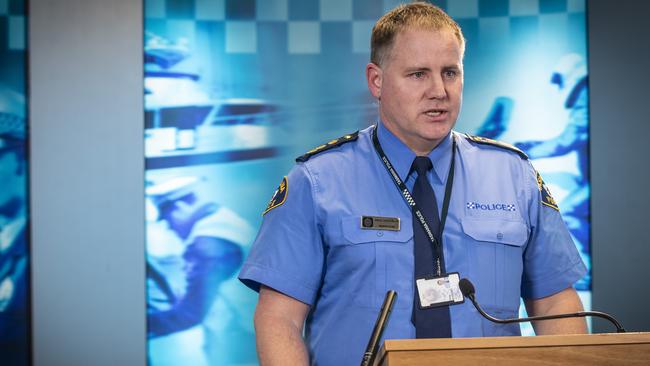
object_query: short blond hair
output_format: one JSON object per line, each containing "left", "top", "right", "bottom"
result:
{"left": 370, "top": 2, "right": 465, "bottom": 66}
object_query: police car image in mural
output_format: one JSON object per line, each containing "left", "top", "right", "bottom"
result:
{"left": 146, "top": 176, "right": 255, "bottom": 365}
{"left": 144, "top": 31, "right": 287, "bottom": 166}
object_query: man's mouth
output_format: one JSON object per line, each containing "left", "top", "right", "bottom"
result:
{"left": 425, "top": 109, "right": 446, "bottom": 117}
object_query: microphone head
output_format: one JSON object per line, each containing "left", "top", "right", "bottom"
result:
{"left": 459, "top": 278, "right": 475, "bottom": 297}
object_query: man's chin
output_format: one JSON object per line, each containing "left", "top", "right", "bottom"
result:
{"left": 420, "top": 127, "right": 453, "bottom": 142}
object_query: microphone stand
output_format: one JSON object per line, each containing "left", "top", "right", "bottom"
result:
{"left": 360, "top": 290, "right": 398, "bottom": 366}
{"left": 465, "top": 292, "right": 626, "bottom": 333}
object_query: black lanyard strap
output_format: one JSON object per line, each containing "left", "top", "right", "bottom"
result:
{"left": 371, "top": 125, "right": 456, "bottom": 276}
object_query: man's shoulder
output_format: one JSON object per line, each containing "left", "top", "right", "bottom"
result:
{"left": 295, "top": 127, "right": 372, "bottom": 164}
{"left": 458, "top": 133, "right": 528, "bottom": 160}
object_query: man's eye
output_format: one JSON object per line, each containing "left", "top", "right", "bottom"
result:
{"left": 411, "top": 71, "right": 425, "bottom": 79}
{"left": 444, "top": 70, "right": 458, "bottom": 78}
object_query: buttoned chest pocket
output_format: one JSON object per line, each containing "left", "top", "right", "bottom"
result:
{"left": 461, "top": 217, "right": 529, "bottom": 313}
{"left": 336, "top": 216, "right": 413, "bottom": 309}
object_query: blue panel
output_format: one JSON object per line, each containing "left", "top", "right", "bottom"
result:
{"left": 0, "top": 3, "right": 28, "bottom": 365}
{"left": 257, "top": 21, "right": 288, "bottom": 98}
{"left": 226, "top": 0, "right": 255, "bottom": 20}
{"left": 353, "top": 0, "right": 384, "bottom": 20}
{"left": 478, "top": 0, "right": 508, "bottom": 17}
{"left": 321, "top": 21, "right": 351, "bottom": 54}
{"left": 258, "top": 21, "right": 288, "bottom": 55}
{"left": 510, "top": 16, "right": 539, "bottom": 45}
{"left": 0, "top": 16, "right": 7, "bottom": 50}
{"left": 568, "top": 13, "right": 586, "bottom": 51}
{"left": 540, "top": 0, "right": 567, "bottom": 13}
{"left": 195, "top": 20, "right": 226, "bottom": 60}
{"left": 166, "top": 0, "right": 194, "bottom": 19}
{"left": 456, "top": 18, "right": 478, "bottom": 49}
{"left": 288, "top": 0, "right": 318, "bottom": 20}
{"left": 145, "top": 18, "right": 167, "bottom": 39}
{"left": 426, "top": 0, "right": 447, "bottom": 12}
{"left": 8, "top": 0, "right": 23, "bottom": 15}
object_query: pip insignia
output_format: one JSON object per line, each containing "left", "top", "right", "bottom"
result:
{"left": 296, "top": 131, "right": 359, "bottom": 162}
{"left": 263, "top": 176, "right": 288, "bottom": 215}
{"left": 465, "top": 134, "right": 528, "bottom": 160}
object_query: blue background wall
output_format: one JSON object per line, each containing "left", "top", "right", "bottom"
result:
{"left": 27, "top": 0, "right": 650, "bottom": 365}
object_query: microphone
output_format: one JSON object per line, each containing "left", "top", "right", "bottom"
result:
{"left": 459, "top": 278, "right": 626, "bottom": 333}
{"left": 360, "top": 290, "right": 397, "bottom": 366}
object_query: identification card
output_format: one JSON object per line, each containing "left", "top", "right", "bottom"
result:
{"left": 416, "top": 272, "right": 464, "bottom": 309}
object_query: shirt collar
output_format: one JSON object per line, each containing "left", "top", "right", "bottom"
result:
{"left": 376, "top": 121, "right": 454, "bottom": 184}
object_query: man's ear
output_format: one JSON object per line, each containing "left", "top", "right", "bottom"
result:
{"left": 366, "top": 63, "right": 383, "bottom": 100}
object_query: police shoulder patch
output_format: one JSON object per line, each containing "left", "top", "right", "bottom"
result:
{"left": 465, "top": 134, "right": 528, "bottom": 160}
{"left": 263, "top": 176, "right": 288, "bottom": 215}
{"left": 536, "top": 170, "right": 559, "bottom": 211}
{"left": 296, "top": 131, "right": 359, "bottom": 162}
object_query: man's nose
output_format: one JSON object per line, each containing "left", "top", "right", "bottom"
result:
{"left": 425, "top": 74, "right": 447, "bottom": 99}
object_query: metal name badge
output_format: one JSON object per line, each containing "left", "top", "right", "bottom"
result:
{"left": 360, "top": 216, "right": 401, "bottom": 231}
{"left": 416, "top": 272, "right": 464, "bottom": 309}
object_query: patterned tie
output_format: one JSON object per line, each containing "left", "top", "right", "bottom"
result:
{"left": 411, "top": 156, "right": 452, "bottom": 338}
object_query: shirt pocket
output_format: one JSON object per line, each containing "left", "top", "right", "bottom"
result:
{"left": 461, "top": 217, "right": 529, "bottom": 312}
{"left": 339, "top": 216, "right": 413, "bottom": 309}
{"left": 342, "top": 216, "right": 411, "bottom": 244}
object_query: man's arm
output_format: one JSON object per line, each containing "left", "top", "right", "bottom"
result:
{"left": 254, "top": 285, "right": 311, "bottom": 366}
{"left": 524, "top": 286, "right": 588, "bottom": 335}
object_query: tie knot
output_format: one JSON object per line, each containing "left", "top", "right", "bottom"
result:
{"left": 411, "top": 156, "right": 432, "bottom": 176}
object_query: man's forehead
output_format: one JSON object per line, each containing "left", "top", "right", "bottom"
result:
{"left": 387, "top": 27, "right": 463, "bottom": 65}
{"left": 394, "top": 25, "right": 458, "bottom": 41}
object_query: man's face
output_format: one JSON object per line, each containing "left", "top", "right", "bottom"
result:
{"left": 367, "top": 27, "right": 464, "bottom": 155}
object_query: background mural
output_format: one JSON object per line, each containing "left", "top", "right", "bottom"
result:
{"left": 0, "top": 0, "right": 29, "bottom": 365}
{"left": 144, "top": 0, "right": 590, "bottom": 364}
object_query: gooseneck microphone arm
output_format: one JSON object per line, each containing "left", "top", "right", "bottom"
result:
{"left": 459, "top": 279, "right": 626, "bottom": 333}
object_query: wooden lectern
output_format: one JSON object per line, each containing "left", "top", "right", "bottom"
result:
{"left": 373, "top": 333, "right": 650, "bottom": 365}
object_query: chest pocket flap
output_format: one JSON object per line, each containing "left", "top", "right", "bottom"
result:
{"left": 461, "top": 218, "right": 529, "bottom": 247}
{"left": 341, "top": 216, "right": 412, "bottom": 244}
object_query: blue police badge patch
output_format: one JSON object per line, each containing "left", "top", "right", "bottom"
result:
{"left": 263, "top": 176, "right": 288, "bottom": 215}
{"left": 536, "top": 171, "right": 559, "bottom": 211}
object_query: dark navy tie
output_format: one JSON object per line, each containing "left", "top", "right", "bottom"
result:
{"left": 410, "top": 156, "right": 452, "bottom": 338}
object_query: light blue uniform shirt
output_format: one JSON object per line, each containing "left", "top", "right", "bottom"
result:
{"left": 239, "top": 122, "right": 586, "bottom": 366}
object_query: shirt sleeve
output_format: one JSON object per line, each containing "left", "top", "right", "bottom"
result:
{"left": 520, "top": 161, "right": 587, "bottom": 299}
{"left": 238, "top": 163, "right": 324, "bottom": 305}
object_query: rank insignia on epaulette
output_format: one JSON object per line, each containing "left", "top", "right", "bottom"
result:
{"left": 296, "top": 131, "right": 359, "bottom": 162}
{"left": 263, "top": 176, "right": 288, "bottom": 215}
{"left": 536, "top": 170, "right": 559, "bottom": 211}
{"left": 465, "top": 134, "right": 528, "bottom": 160}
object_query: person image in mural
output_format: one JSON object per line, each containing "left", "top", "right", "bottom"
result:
{"left": 0, "top": 85, "right": 28, "bottom": 360}
{"left": 239, "top": 3, "right": 587, "bottom": 365}
{"left": 474, "top": 54, "right": 591, "bottom": 289}
{"left": 514, "top": 54, "right": 590, "bottom": 279}
{"left": 146, "top": 176, "right": 254, "bottom": 363}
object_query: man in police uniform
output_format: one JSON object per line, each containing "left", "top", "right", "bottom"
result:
{"left": 239, "top": 3, "right": 587, "bottom": 365}
{"left": 146, "top": 176, "right": 255, "bottom": 365}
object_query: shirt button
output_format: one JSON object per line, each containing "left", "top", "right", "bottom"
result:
{"left": 496, "top": 232, "right": 504, "bottom": 240}
{"left": 377, "top": 231, "right": 384, "bottom": 237}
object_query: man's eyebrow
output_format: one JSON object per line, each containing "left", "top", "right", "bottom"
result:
{"left": 404, "top": 66, "right": 432, "bottom": 72}
{"left": 442, "top": 64, "right": 462, "bottom": 70}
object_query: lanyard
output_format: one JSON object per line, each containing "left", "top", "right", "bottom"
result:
{"left": 371, "top": 125, "right": 456, "bottom": 276}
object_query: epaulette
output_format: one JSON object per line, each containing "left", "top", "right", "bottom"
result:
{"left": 464, "top": 134, "right": 528, "bottom": 160}
{"left": 296, "top": 131, "right": 359, "bottom": 162}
